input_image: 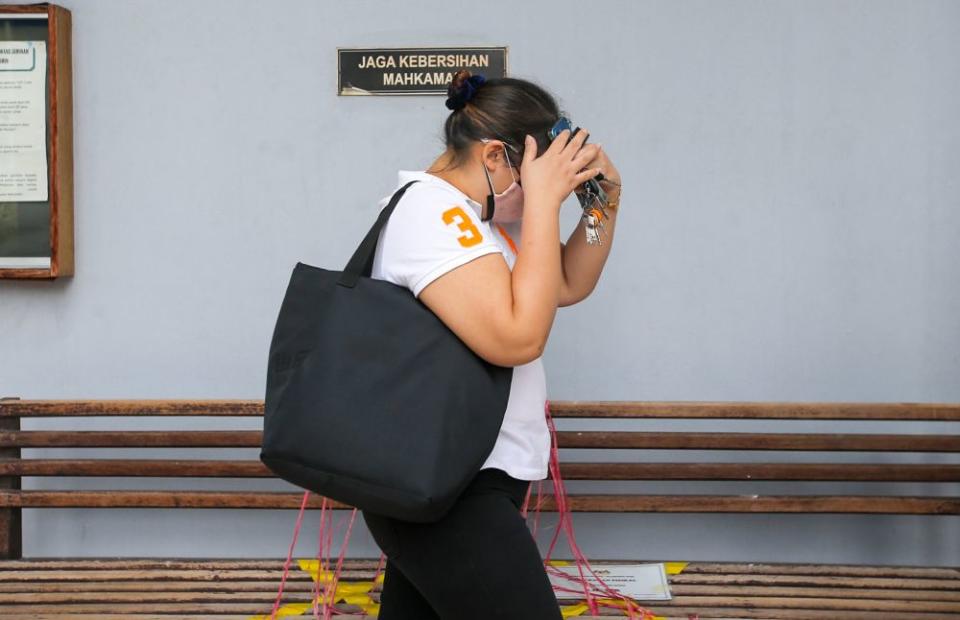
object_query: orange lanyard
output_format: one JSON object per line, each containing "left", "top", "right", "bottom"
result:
{"left": 494, "top": 223, "right": 519, "bottom": 256}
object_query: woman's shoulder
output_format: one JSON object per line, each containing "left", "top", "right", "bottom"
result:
{"left": 406, "top": 178, "right": 471, "bottom": 205}
{"left": 384, "top": 179, "right": 486, "bottom": 227}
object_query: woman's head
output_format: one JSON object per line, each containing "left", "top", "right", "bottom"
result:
{"left": 437, "top": 69, "right": 563, "bottom": 172}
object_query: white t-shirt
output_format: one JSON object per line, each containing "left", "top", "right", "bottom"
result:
{"left": 370, "top": 169, "right": 550, "bottom": 481}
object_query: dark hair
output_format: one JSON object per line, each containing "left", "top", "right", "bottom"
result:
{"left": 436, "top": 69, "right": 563, "bottom": 172}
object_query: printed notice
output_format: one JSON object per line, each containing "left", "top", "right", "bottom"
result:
{"left": 0, "top": 40, "right": 48, "bottom": 202}
{"left": 549, "top": 563, "right": 672, "bottom": 601}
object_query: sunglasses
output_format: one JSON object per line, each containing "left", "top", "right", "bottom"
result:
{"left": 548, "top": 116, "right": 575, "bottom": 141}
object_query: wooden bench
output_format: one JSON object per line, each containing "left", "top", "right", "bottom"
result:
{"left": 1, "top": 397, "right": 958, "bottom": 619}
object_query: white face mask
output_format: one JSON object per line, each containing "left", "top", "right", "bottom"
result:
{"left": 481, "top": 142, "right": 524, "bottom": 223}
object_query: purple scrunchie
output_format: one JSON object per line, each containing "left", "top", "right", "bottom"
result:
{"left": 445, "top": 74, "right": 487, "bottom": 111}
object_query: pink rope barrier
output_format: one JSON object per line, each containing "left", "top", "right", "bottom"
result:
{"left": 269, "top": 399, "right": 664, "bottom": 618}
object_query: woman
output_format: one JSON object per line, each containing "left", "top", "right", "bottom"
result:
{"left": 361, "top": 69, "right": 622, "bottom": 619}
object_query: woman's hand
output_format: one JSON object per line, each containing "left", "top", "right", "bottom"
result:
{"left": 520, "top": 129, "right": 602, "bottom": 210}
{"left": 578, "top": 144, "right": 621, "bottom": 201}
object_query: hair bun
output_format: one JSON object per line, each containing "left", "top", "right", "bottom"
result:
{"left": 445, "top": 69, "right": 486, "bottom": 111}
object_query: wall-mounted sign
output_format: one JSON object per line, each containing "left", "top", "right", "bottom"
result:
{"left": 337, "top": 46, "right": 507, "bottom": 96}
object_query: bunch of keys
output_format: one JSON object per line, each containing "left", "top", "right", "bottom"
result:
{"left": 546, "top": 116, "right": 613, "bottom": 246}
{"left": 578, "top": 183, "right": 611, "bottom": 246}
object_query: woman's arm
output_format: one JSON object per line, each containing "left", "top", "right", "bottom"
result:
{"left": 558, "top": 149, "right": 622, "bottom": 307}
{"left": 417, "top": 130, "right": 603, "bottom": 366}
{"left": 559, "top": 197, "right": 619, "bottom": 306}
{"left": 416, "top": 195, "right": 565, "bottom": 367}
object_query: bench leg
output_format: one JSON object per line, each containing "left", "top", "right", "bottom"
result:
{"left": 0, "top": 413, "right": 22, "bottom": 559}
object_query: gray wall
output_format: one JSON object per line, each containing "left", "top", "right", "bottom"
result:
{"left": 2, "top": 0, "right": 958, "bottom": 566}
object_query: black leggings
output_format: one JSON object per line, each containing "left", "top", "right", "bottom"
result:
{"left": 361, "top": 467, "right": 564, "bottom": 619}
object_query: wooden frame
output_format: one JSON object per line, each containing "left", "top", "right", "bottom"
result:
{"left": 0, "top": 3, "right": 73, "bottom": 279}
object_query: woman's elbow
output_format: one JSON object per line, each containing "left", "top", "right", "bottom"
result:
{"left": 482, "top": 331, "right": 545, "bottom": 367}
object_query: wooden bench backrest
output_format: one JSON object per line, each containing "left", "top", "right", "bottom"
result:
{"left": 2, "top": 398, "right": 959, "bottom": 559}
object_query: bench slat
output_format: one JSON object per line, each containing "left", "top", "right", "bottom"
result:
{"left": 675, "top": 584, "right": 960, "bottom": 601}
{"left": 3, "top": 459, "right": 959, "bottom": 481}
{"left": 0, "top": 580, "right": 957, "bottom": 601}
{"left": 4, "top": 605, "right": 956, "bottom": 620}
{"left": 556, "top": 431, "right": 960, "bottom": 451}
{"left": 655, "top": 595, "right": 960, "bottom": 614}
{"left": 2, "top": 617, "right": 273, "bottom": 620}
{"left": 0, "top": 579, "right": 321, "bottom": 592}
{"left": 5, "top": 430, "right": 959, "bottom": 451}
{"left": 1, "top": 572, "right": 958, "bottom": 593}
{"left": 4, "top": 606, "right": 956, "bottom": 620}
{"left": 0, "top": 430, "right": 262, "bottom": 447}
{"left": 0, "top": 399, "right": 263, "bottom": 417}
{"left": 1, "top": 598, "right": 958, "bottom": 617}
{"left": 4, "top": 559, "right": 958, "bottom": 579}
{"left": 0, "top": 568, "right": 319, "bottom": 582}
{"left": 0, "top": 583, "right": 960, "bottom": 613}
{"left": 5, "top": 399, "right": 960, "bottom": 420}
{"left": 2, "top": 490, "right": 958, "bottom": 513}
{"left": 0, "top": 616, "right": 268, "bottom": 620}
{"left": 561, "top": 462, "right": 960, "bottom": 481}
{"left": 0, "top": 558, "right": 956, "bottom": 579}
{"left": 549, "top": 401, "right": 960, "bottom": 421}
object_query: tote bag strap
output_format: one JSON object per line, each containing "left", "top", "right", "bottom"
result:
{"left": 338, "top": 179, "right": 421, "bottom": 288}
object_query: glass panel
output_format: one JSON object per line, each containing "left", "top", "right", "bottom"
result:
{"left": 0, "top": 13, "right": 51, "bottom": 269}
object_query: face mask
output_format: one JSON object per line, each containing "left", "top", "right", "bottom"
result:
{"left": 481, "top": 145, "right": 524, "bottom": 223}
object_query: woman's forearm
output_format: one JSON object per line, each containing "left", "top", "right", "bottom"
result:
{"left": 561, "top": 200, "right": 618, "bottom": 301}
{"left": 510, "top": 198, "right": 563, "bottom": 358}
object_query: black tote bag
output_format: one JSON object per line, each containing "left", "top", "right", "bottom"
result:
{"left": 260, "top": 179, "right": 514, "bottom": 523}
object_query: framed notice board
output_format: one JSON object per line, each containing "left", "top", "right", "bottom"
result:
{"left": 0, "top": 3, "right": 73, "bottom": 279}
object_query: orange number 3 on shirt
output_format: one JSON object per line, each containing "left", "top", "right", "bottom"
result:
{"left": 441, "top": 205, "right": 484, "bottom": 248}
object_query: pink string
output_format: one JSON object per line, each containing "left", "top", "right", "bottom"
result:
{"left": 530, "top": 400, "right": 658, "bottom": 619}
{"left": 269, "top": 491, "right": 358, "bottom": 620}
{"left": 270, "top": 399, "right": 661, "bottom": 619}
{"left": 520, "top": 478, "right": 546, "bottom": 537}
{"left": 372, "top": 551, "right": 387, "bottom": 587}
{"left": 318, "top": 508, "right": 358, "bottom": 619}
{"left": 268, "top": 489, "right": 311, "bottom": 620}
{"left": 311, "top": 496, "right": 329, "bottom": 619}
